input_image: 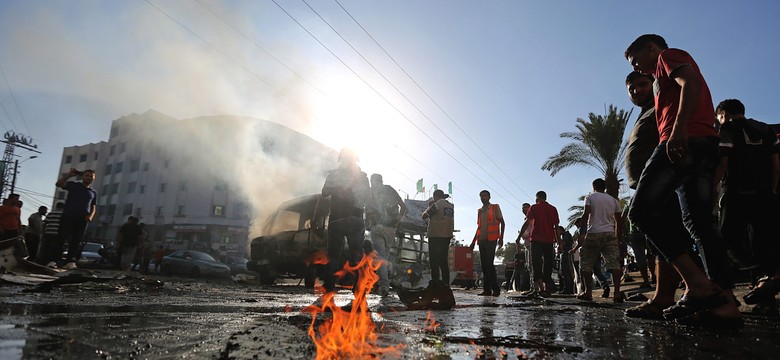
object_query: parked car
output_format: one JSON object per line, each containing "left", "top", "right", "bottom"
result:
{"left": 62, "top": 242, "right": 104, "bottom": 264}
{"left": 224, "top": 256, "right": 250, "bottom": 275}
{"left": 159, "top": 250, "right": 231, "bottom": 278}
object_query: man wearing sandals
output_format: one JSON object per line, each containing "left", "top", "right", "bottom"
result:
{"left": 622, "top": 70, "right": 687, "bottom": 320}
{"left": 572, "top": 178, "right": 623, "bottom": 303}
{"left": 625, "top": 34, "right": 742, "bottom": 328}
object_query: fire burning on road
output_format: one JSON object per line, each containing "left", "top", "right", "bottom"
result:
{"left": 304, "top": 251, "right": 401, "bottom": 359}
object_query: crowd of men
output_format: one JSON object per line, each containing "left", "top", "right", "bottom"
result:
{"left": 2, "top": 33, "right": 775, "bottom": 333}
{"left": 321, "top": 34, "right": 779, "bottom": 331}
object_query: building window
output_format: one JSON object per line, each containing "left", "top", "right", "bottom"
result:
{"left": 127, "top": 182, "right": 136, "bottom": 194}
{"left": 135, "top": 207, "right": 142, "bottom": 217}
{"left": 139, "top": 185, "right": 145, "bottom": 194}
{"left": 104, "top": 164, "right": 112, "bottom": 175}
{"left": 107, "top": 204, "right": 116, "bottom": 216}
{"left": 176, "top": 205, "right": 185, "bottom": 216}
{"left": 123, "top": 203, "right": 133, "bottom": 216}
{"left": 114, "top": 161, "right": 123, "bottom": 173}
{"left": 65, "top": 155, "right": 72, "bottom": 164}
{"left": 97, "top": 205, "right": 106, "bottom": 216}
{"left": 179, "top": 181, "right": 187, "bottom": 191}
{"left": 164, "top": 159, "right": 170, "bottom": 169}
{"left": 143, "top": 162, "right": 149, "bottom": 171}
{"left": 111, "top": 126, "right": 119, "bottom": 137}
{"left": 120, "top": 142, "right": 126, "bottom": 153}
{"left": 156, "top": 207, "right": 163, "bottom": 216}
{"left": 160, "top": 183, "right": 167, "bottom": 193}
{"left": 110, "top": 183, "right": 119, "bottom": 195}
{"left": 130, "top": 159, "right": 139, "bottom": 172}
{"left": 57, "top": 191, "right": 66, "bottom": 200}
{"left": 101, "top": 184, "right": 109, "bottom": 195}
{"left": 110, "top": 145, "right": 115, "bottom": 155}
{"left": 94, "top": 152, "right": 99, "bottom": 161}
{"left": 212, "top": 205, "right": 224, "bottom": 216}
{"left": 79, "top": 154, "right": 87, "bottom": 162}
{"left": 215, "top": 180, "right": 227, "bottom": 190}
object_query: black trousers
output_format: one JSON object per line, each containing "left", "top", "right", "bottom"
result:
{"left": 428, "top": 237, "right": 451, "bottom": 284}
{"left": 530, "top": 241, "right": 554, "bottom": 286}
{"left": 478, "top": 240, "right": 499, "bottom": 292}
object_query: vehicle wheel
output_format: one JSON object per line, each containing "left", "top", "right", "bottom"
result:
{"left": 256, "top": 266, "right": 275, "bottom": 285}
{"left": 190, "top": 267, "right": 200, "bottom": 278}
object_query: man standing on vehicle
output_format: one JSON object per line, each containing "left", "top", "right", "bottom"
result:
{"left": 367, "top": 173, "right": 407, "bottom": 296}
{"left": 469, "top": 190, "right": 505, "bottom": 296}
{"left": 56, "top": 169, "right": 97, "bottom": 270}
{"left": 321, "top": 148, "right": 370, "bottom": 293}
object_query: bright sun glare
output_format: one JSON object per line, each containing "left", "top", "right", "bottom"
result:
{"left": 308, "top": 76, "right": 410, "bottom": 174}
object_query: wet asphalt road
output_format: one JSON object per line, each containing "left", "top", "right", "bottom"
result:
{"left": 1, "top": 270, "right": 779, "bottom": 359}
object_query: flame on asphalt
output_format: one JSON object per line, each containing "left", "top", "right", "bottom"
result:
{"left": 303, "top": 251, "right": 401, "bottom": 359}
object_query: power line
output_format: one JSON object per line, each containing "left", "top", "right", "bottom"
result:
{"left": 143, "top": 0, "right": 315, "bottom": 120}
{"left": 270, "top": 0, "right": 523, "bottom": 212}
{"left": 0, "top": 64, "right": 32, "bottom": 136}
{"left": 192, "top": 0, "right": 328, "bottom": 98}
{"left": 333, "top": 0, "right": 533, "bottom": 201}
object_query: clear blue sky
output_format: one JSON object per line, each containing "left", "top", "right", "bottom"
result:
{"left": 1, "top": 1, "right": 778, "bottom": 242}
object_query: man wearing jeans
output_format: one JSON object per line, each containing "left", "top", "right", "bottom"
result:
{"left": 625, "top": 34, "right": 741, "bottom": 328}
{"left": 56, "top": 169, "right": 97, "bottom": 270}
{"left": 321, "top": 148, "right": 369, "bottom": 293}
{"left": 367, "top": 173, "right": 407, "bottom": 296}
{"left": 519, "top": 191, "right": 560, "bottom": 297}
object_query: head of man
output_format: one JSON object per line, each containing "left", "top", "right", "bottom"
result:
{"left": 592, "top": 178, "right": 607, "bottom": 193}
{"left": 625, "top": 34, "right": 668, "bottom": 75}
{"left": 626, "top": 71, "right": 654, "bottom": 108}
{"left": 433, "top": 189, "right": 449, "bottom": 201}
{"left": 338, "top": 148, "right": 359, "bottom": 168}
{"left": 370, "top": 173, "right": 383, "bottom": 188}
{"left": 535, "top": 191, "right": 547, "bottom": 203}
{"left": 715, "top": 99, "right": 746, "bottom": 124}
{"left": 7, "top": 193, "right": 20, "bottom": 206}
{"left": 38, "top": 206, "right": 48, "bottom": 215}
{"left": 479, "top": 190, "right": 491, "bottom": 205}
{"left": 522, "top": 202, "right": 531, "bottom": 215}
{"left": 82, "top": 169, "right": 96, "bottom": 186}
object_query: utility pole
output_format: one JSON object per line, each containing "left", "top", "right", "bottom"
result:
{"left": 0, "top": 130, "right": 41, "bottom": 198}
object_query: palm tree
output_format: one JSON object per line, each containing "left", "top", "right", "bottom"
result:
{"left": 542, "top": 105, "right": 632, "bottom": 198}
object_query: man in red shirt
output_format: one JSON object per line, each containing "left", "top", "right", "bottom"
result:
{"left": 0, "top": 194, "right": 22, "bottom": 241}
{"left": 519, "top": 191, "right": 560, "bottom": 297}
{"left": 625, "top": 34, "right": 741, "bottom": 328}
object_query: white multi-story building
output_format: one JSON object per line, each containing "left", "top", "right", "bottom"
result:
{"left": 55, "top": 110, "right": 336, "bottom": 259}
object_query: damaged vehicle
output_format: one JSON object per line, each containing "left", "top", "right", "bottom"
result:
{"left": 248, "top": 195, "right": 331, "bottom": 286}
{"left": 248, "top": 194, "right": 445, "bottom": 289}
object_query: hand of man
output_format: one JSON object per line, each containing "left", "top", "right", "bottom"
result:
{"left": 666, "top": 127, "right": 689, "bottom": 164}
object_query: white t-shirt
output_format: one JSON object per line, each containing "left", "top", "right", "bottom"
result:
{"left": 584, "top": 192, "right": 621, "bottom": 234}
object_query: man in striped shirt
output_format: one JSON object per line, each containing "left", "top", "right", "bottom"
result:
{"left": 36, "top": 202, "right": 64, "bottom": 268}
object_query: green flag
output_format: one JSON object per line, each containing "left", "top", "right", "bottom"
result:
{"left": 448, "top": 181, "right": 453, "bottom": 194}
{"left": 416, "top": 178, "right": 423, "bottom": 192}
